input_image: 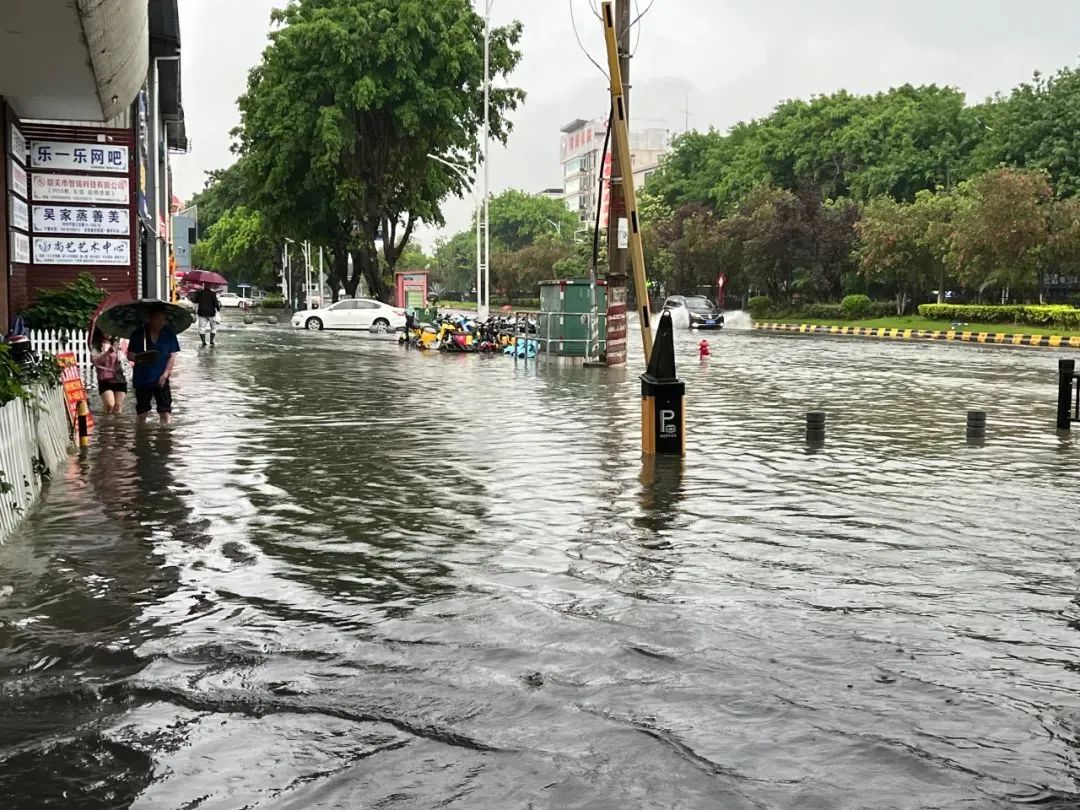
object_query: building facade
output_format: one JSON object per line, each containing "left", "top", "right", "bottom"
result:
{"left": 0, "top": 0, "right": 186, "bottom": 329}
{"left": 560, "top": 118, "right": 668, "bottom": 233}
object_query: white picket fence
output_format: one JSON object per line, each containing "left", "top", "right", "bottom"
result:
{"left": 0, "top": 385, "right": 73, "bottom": 544}
{"left": 27, "top": 329, "right": 95, "bottom": 388}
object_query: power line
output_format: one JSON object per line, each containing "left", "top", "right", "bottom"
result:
{"left": 569, "top": 0, "right": 609, "bottom": 79}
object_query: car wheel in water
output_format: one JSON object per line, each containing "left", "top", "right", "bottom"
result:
{"left": 306, "top": 318, "right": 324, "bottom": 331}
{"left": 371, "top": 318, "right": 390, "bottom": 334}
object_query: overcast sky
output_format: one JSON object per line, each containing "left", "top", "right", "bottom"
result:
{"left": 173, "top": 0, "right": 1080, "bottom": 249}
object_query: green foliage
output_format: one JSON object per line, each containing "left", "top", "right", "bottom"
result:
{"left": 0, "top": 345, "right": 26, "bottom": 406}
{"left": 260, "top": 294, "right": 286, "bottom": 310}
{"left": 490, "top": 236, "right": 573, "bottom": 301}
{"left": 969, "top": 67, "right": 1080, "bottom": 197}
{"left": 485, "top": 189, "right": 578, "bottom": 252}
{"left": 747, "top": 296, "right": 773, "bottom": 319}
{"left": 20, "top": 273, "right": 106, "bottom": 331}
{"left": 0, "top": 348, "right": 62, "bottom": 407}
{"left": 840, "top": 294, "right": 873, "bottom": 318}
{"left": 398, "top": 240, "right": 433, "bottom": 270}
{"left": 235, "top": 0, "right": 524, "bottom": 300}
{"left": 192, "top": 205, "right": 279, "bottom": 289}
{"left": 917, "top": 303, "right": 1080, "bottom": 329}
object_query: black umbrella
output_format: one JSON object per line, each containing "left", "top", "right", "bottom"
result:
{"left": 97, "top": 298, "right": 194, "bottom": 338}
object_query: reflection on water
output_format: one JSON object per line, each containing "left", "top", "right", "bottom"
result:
{"left": 1, "top": 326, "right": 1080, "bottom": 808}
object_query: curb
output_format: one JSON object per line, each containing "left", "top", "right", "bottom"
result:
{"left": 753, "top": 322, "right": 1080, "bottom": 349}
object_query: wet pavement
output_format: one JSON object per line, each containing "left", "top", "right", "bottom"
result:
{"left": 2, "top": 321, "right": 1080, "bottom": 808}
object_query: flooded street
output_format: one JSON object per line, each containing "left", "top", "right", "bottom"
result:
{"left": 2, "top": 323, "right": 1080, "bottom": 808}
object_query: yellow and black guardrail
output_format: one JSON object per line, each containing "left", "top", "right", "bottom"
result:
{"left": 753, "top": 322, "right": 1080, "bottom": 349}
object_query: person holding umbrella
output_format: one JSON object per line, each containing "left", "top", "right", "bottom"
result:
{"left": 108, "top": 303, "right": 185, "bottom": 424}
{"left": 185, "top": 270, "right": 227, "bottom": 347}
{"left": 193, "top": 284, "right": 221, "bottom": 347}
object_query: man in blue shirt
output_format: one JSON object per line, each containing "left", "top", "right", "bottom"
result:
{"left": 126, "top": 304, "right": 181, "bottom": 424}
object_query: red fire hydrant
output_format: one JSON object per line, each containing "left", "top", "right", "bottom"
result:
{"left": 699, "top": 340, "right": 710, "bottom": 360}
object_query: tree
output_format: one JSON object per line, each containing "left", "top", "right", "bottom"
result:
{"left": 951, "top": 169, "right": 1051, "bottom": 301}
{"left": 490, "top": 235, "right": 571, "bottom": 302}
{"left": 191, "top": 206, "right": 280, "bottom": 290}
{"left": 433, "top": 231, "right": 477, "bottom": 293}
{"left": 397, "top": 240, "right": 432, "bottom": 270}
{"left": 487, "top": 189, "right": 578, "bottom": 252}
{"left": 235, "top": 0, "right": 524, "bottom": 301}
{"left": 857, "top": 197, "right": 935, "bottom": 314}
{"left": 971, "top": 68, "right": 1080, "bottom": 197}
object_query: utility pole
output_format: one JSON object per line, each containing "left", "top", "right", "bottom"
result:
{"left": 604, "top": 0, "right": 632, "bottom": 366}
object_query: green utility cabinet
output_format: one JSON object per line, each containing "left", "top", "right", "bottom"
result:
{"left": 538, "top": 279, "right": 607, "bottom": 357}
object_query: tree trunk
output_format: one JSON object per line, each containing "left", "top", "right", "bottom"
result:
{"left": 895, "top": 289, "right": 908, "bottom": 316}
{"left": 349, "top": 246, "right": 386, "bottom": 301}
{"left": 327, "top": 237, "right": 349, "bottom": 303}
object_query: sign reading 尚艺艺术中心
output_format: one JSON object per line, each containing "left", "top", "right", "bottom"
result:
{"left": 10, "top": 160, "right": 27, "bottom": 198}
{"left": 10, "top": 125, "right": 27, "bottom": 164}
{"left": 31, "top": 174, "right": 129, "bottom": 204}
{"left": 56, "top": 353, "right": 93, "bottom": 431}
{"left": 33, "top": 237, "right": 130, "bottom": 266}
{"left": 30, "top": 141, "right": 129, "bottom": 173}
{"left": 33, "top": 205, "right": 129, "bottom": 236}
{"left": 9, "top": 197, "right": 29, "bottom": 232}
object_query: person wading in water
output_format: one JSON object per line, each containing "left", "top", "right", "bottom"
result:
{"left": 127, "top": 304, "right": 181, "bottom": 425}
{"left": 193, "top": 283, "right": 221, "bottom": 347}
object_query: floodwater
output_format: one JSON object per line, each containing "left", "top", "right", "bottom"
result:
{"left": 2, "top": 320, "right": 1079, "bottom": 809}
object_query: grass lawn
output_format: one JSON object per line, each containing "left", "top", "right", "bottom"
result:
{"left": 766, "top": 315, "right": 1080, "bottom": 337}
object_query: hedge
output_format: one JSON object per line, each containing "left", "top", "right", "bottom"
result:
{"left": 917, "top": 304, "right": 1080, "bottom": 329}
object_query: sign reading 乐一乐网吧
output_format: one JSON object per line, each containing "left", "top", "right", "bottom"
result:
{"left": 31, "top": 174, "right": 129, "bottom": 204}
{"left": 30, "top": 141, "right": 129, "bottom": 173}
{"left": 56, "top": 353, "right": 93, "bottom": 431}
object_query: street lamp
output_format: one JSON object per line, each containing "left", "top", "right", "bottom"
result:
{"left": 481, "top": 0, "right": 494, "bottom": 320}
{"left": 429, "top": 152, "right": 482, "bottom": 312}
{"left": 546, "top": 218, "right": 562, "bottom": 238}
{"left": 284, "top": 238, "right": 313, "bottom": 309}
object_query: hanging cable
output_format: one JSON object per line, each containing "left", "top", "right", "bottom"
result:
{"left": 570, "top": 0, "right": 609, "bottom": 78}
{"left": 591, "top": 105, "right": 614, "bottom": 274}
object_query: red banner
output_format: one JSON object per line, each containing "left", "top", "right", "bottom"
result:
{"left": 57, "top": 353, "right": 93, "bottom": 432}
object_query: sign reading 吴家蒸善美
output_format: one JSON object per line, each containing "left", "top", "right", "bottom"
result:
{"left": 9, "top": 197, "right": 29, "bottom": 232}
{"left": 10, "top": 159, "right": 28, "bottom": 198}
{"left": 56, "top": 353, "right": 93, "bottom": 431}
{"left": 31, "top": 174, "right": 129, "bottom": 204}
{"left": 33, "top": 205, "right": 129, "bottom": 236}
{"left": 33, "top": 237, "right": 130, "bottom": 266}
{"left": 29, "top": 141, "right": 129, "bottom": 173}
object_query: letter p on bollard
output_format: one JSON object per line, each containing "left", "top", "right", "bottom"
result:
{"left": 641, "top": 310, "right": 685, "bottom": 456}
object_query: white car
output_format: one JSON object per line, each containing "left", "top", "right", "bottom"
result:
{"left": 219, "top": 292, "right": 253, "bottom": 309}
{"left": 291, "top": 299, "right": 406, "bottom": 333}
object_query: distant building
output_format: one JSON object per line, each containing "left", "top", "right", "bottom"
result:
{"left": 560, "top": 118, "right": 668, "bottom": 232}
{"left": 537, "top": 187, "right": 563, "bottom": 200}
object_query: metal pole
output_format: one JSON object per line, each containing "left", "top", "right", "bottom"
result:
{"left": 1058, "top": 359, "right": 1075, "bottom": 431}
{"left": 304, "top": 241, "right": 312, "bottom": 306}
{"left": 318, "top": 246, "right": 324, "bottom": 306}
{"left": 482, "top": 1, "right": 492, "bottom": 321}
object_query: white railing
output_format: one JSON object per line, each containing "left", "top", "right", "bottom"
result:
{"left": 27, "top": 329, "right": 95, "bottom": 388}
{"left": 0, "top": 385, "right": 72, "bottom": 544}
